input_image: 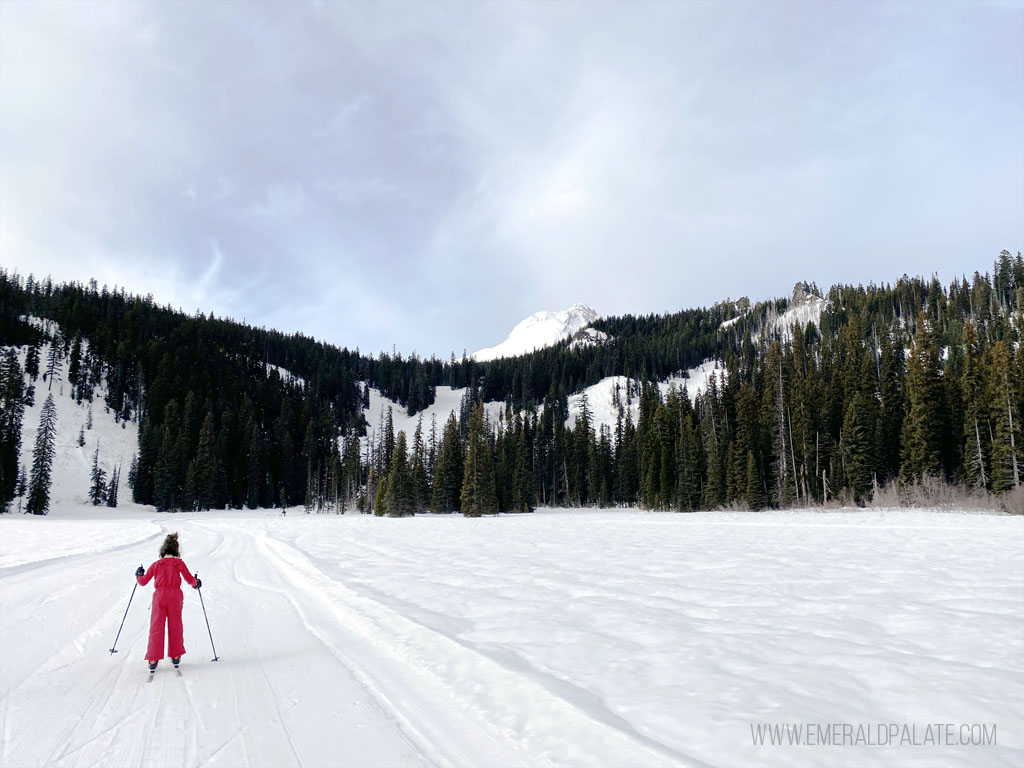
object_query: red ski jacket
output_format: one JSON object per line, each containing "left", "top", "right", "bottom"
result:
{"left": 138, "top": 556, "right": 199, "bottom": 590}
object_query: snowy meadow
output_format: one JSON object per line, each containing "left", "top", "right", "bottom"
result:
{"left": 1, "top": 506, "right": 1021, "bottom": 768}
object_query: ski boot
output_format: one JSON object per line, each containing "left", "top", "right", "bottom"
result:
{"left": 171, "top": 657, "right": 181, "bottom": 669}
{"left": 148, "top": 660, "right": 158, "bottom": 674}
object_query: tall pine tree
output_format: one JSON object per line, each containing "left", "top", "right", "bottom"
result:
{"left": 27, "top": 394, "right": 57, "bottom": 515}
{"left": 89, "top": 447, "right": 107, "bottom": 505}
{"left": 430, "top": 412, "right": 463, "bottom": 513}
{"left": 460, "top": 402, "right": 497, "bottom": 517}
{"left": 900, "top": 316, "right": 946, "bottom": 483}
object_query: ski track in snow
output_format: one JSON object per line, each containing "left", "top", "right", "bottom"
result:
{"left": 1, "top": 508, "right": 1022, "bottom": 768}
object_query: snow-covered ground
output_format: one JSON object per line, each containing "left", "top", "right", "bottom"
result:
{"left": 767, "top": 293, "right": 827, "bottom": 340}
{"left": 1, "top": 506, "right": 1021, "bottom": 768}
{"left": 719, "top": 313, "right": 744, "bottom": 331}
{"left": 361, "top": 385, "right": 509, "bottom": 448}
{"left": 363, "top": 361, "right": 725, "bottom": 449}
{"left": 265, "top": 363, "right": 305, "bottom": 388}
{"left": 568, "top": 327, "right": 611, "bottom": 350}
{"left": 660, "top": 359, "right": 725, "bottom": 404}
{"left": 718, "top": 291, "right": 827, "bottom": 340}
{"left": 565, "top": 361, "right": 726, "bottom": 432}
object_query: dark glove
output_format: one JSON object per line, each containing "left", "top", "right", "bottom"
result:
{"left": 194, "top": 577, "right": 202, "bottom": 589}
{"left": 135, "top": 565, "right": 144, "bottom": 578}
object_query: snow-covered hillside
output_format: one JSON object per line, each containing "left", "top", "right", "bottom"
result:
{"left": 361, "top": 385, "right": 509, "bottom": 449}
{"left": 568, "top": 327, "right": 610, "bottom": 350}
{"left": 565, "top": 360, "right": 726, "bottom": 432}
{"left": 5, "top": 340, "right": 138, "bottom": 510}
{"left": 719, "top": 283, "right": 827, "bottom": 340}
{"left": 360, "top": 359, "right": 726, "bottom": 447}
{"left": 473, "top": 303, "right": 600, "bottom": 361}
{"left": 1, "top": 507, "right": 1020, "bottom": 767}
{"left": 265, "top": 363, "right": 305, "bottom": 388}
{"left": 767, "top": 284, "right": 827, "bottom": 340}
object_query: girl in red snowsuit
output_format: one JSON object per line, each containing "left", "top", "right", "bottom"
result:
{"left": 136, "top": 533, "right": 200, "bottom": 670}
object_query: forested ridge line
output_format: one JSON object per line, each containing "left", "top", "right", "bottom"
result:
{"left": 1, "top": 252, "right": 1021, "bottom": 515}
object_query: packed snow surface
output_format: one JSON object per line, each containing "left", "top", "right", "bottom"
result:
{"left": 472, "top": 303, "right": 600, "bottom": 361}
{"left": 2, "top": 507, "right": 1021, "bottom": 768}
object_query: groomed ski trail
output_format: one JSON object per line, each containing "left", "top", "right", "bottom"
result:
{"left": 1, "top": 521, "right": 463, "bottom": 767}
{"left": 1, "top": 517, "right": 695, "bottom": 768}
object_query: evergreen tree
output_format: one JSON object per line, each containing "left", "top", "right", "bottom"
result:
{"left": 960, "top": 323, "right": 989, "bottom": 489}
{"left": 15, "top": 466, "right": 27, "bottom": 513}
{"left": 127, "top": 455, "right": 138, "bottom": 494}
{"left": 187, "top": 411, "right": 218, "bottom": 510}
{"left": 460, "top": 402, "right": 497, "bottom": 516}
{"left": 877, "top": 331, "right": 904, "bottom": 479}
{"left": 106, "top": 465, "right": 120, "bottom": 507}
{"left": 341, "top": 434, "right": 362, "bottom": 512}
{"left": 27, "top": 394, "right": 57, "bottom": 515}
{"left": 25, "top": 341, "right": 40, "bottom": 381}
{"left": 68, "top": 334, "right": 83, "bottom": 398}
{"left": 698, "top": 383, "right": 725, "bottom": 508}
{"left": 900, "top": 316, "right": 946, "bottom": 482}
{"left": 618, "top": 410, "right": 641, "bottom": 505}
{"left": 77, "top": 426, "right": 86, "bottom": 447}
{"left": 384, "top": 432, "right": 416, "bottom": 516}
{"left": 430, "top": 412, "right": 463, "bottom": 513}
{"left": 373, "top": 465, "right": 389, "bottom": 516}
{"left": 0, "top": 350, "right": 25, "bottom": 507}
{"left": 427, "top": 413, "right": 438, "bottom": 481}
{"left": 676, "top": 393, "right": 701, "bottom": 511}
{"left": 89, "top": 448, "right": 107, "bottom": 505}
{"left": 511, "top": 424, "right": 535, "bottom": 513}
{"left": 382, "top": 407, "right": 395, "bottom": 479}
{"left": 730, "top": 383, "right": 760, "bottom": 504}
{"left": 745, "top": 450, "right": 765, "bottom": 510}
{"left": 303, "top": 419, "right": 319, "bottom": 511}
{"left": 42, "top": 342, "right": 62, "bottom": 392}
{"left": 410, "top": 417, "right": 430, "bottom": 513}
{"left": 245, "top": 417, "right": 263, "bottom": 509}
{"left": 841, "top": 393, "right": 873, "bottom": 504}
{"left": 154, "top": 400, "right": 183, "bottom": 511}
{"left": 989, "top": 341, "right": 1021, "bottom": 492}
{"left": 761, "top": 343, "right": 793, "bottom": 507}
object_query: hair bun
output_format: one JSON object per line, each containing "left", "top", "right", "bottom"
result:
{"left": 170, "top": 532, "right": 178, "bottom": 539}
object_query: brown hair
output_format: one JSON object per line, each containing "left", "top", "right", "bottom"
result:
{"left": 159, "top": 533, "right": 180, "bottom": 558}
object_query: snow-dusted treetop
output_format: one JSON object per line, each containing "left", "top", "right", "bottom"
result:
{"left": 471, "top": 303, "right": 600, "bottom": 362}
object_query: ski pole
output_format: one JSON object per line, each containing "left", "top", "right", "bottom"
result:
{"left": 195, "top": 573, "right": 220, "bottom": 661}
{"left": 109, "top": 566, "right": 142, "bottom": 654}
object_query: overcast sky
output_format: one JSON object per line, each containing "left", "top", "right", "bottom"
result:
{"left": 2, "top": 1, "right": 1022, "bottom": 357}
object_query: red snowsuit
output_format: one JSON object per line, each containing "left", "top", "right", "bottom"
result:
{"left": 137, "top": 556, "right": 198, "bottom": 661}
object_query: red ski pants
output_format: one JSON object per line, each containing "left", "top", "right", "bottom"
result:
{"left": 146, "top": 588, "right": 185, "bottom": 661}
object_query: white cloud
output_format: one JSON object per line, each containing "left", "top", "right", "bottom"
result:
{"left": 1, "top": 0, "right": 1020, "bottom": 356}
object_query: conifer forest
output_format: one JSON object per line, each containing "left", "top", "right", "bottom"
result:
{"left": 2, "top": 253, "right": 1022, "bottom": 516}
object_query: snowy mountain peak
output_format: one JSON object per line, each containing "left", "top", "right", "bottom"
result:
{"left": 472, "top": 304, "right": 600, "bottom": 361}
